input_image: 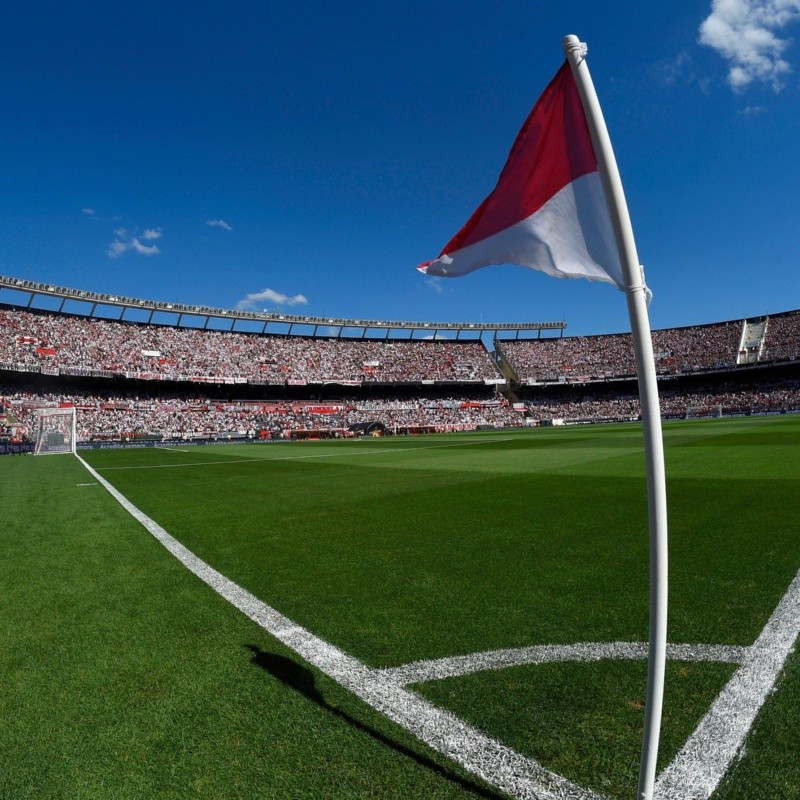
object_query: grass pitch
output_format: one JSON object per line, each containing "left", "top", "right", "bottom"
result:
{"left": 1, "top": 416, "right": 799, "bottom": 799}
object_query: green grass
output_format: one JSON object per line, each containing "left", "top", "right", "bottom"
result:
{"left": 416, "top": 659, "right": 737, "bottom": 798}
{"left": 1, "top": 415, "right": 799, "bottom": 799}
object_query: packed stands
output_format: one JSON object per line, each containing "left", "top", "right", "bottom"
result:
{"left": 0, "top": 307, "right": 500, "bottom": 385}
{"left": 1, "top": 387, "right": 520, "bottom": 442}
{"left": 762, "top": 310, "right": 800, "bottom": 363}
{"left": 498, "top": 311, "right": 800, "bottom": 385}
{"left": 498, "top": 320, "right": 745, "bottom": 383}
{"left": 5, "top": 374, "right": 800, "bottom": 444}
{"left": 3, "top": 298, "right": 800, "bottom": 448}
{"left": 520, "top": 378, "right": 800, "bottom": 424}
{"left": 498, "top": 333, "right": 635, "bottom": 383}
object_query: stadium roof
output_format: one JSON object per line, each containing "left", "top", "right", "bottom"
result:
{"left": 0, "top": 274, "right": 566, "bottom": 340}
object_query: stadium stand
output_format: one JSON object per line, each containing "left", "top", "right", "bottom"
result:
{"left": 762, "top": 310, "right": 800, "bottom": 363}
{"left": 497, "top": 319, "right": 748, "bottom": 384}
{"left": 1, "top": 386, "right": 521, "bottom": 443}
{"left": 2, "top": 291, "right": 800, "bottom": 448}
{"left": 0, "top": 307, "right": 501, "bottom": 384}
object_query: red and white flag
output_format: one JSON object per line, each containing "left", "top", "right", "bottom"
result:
{"left": 418, "top": 62, "right": 624, "bottom": 291}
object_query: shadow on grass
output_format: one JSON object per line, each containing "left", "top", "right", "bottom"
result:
{"left": 245, "top": 645, "right": 506, "bottom": 800}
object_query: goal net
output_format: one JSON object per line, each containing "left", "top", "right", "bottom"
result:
{"left": 685, "top": 403, "right": 723, "bottom": 420}
{"left": 34, "top": 408, "right": 77, "bottom": 455}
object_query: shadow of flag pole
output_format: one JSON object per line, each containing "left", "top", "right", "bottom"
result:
{"left": 562, "top": 35, "right": 669, "bottom": 800}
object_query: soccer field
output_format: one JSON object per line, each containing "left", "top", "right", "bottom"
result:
{"left": 2, "top": 416, "right": 799, "bottom": 799}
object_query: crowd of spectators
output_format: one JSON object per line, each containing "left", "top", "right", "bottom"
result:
{"left": 651, "top": 323, "right": 742, "bottom": 372}
{"left": 5, "top": 377, "right": 800, "bottom": 444}
{"left": 1, "top": 388, "right": 521, "bottom": 442}
{"left": 762, "top": 311, "right": 800, "bottom": 363}
{"left": 4, "top": 305, "right": 800, "bottom": 390}
{"left": 499, "top": 320, "right": 744, "bottom": 383}
{"left": 498, "top": 333, "right": 635, "bottom": 382}
{"left": 521, "top": 379, "right": 800, "bottom": 422}
{"left": 3, "top": 303, "right": 800, "bottom": 447}
{"left": 0, "top": 307, "right": 499, "bottom": 384}
{"left": 500, "top": 312, "right": 800, "bottom": 384}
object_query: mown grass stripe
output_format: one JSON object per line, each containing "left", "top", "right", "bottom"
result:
{"left": 94, "top": 436, "right": 516, "bottom": 471}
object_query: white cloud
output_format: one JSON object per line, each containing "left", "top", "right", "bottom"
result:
{"left": 130, "top": 237, "right": 160, "bottom": 256}
{"left": 699, "top": 0, "right": 800, "bottom": 91}
{"left": 108, "top": 231, "right": 161, "bottom": 259}
{"left": 82, "top": 208, "right": 96, "bottom": 216}
{"left": 141, "top": 228, "right": 163, "bottom": 240}
{"left": 107, "top": 240, "right": 130, "bottom": 258}
{"left": 235, "top": 288, "right": 308, "bottom": 310}
{"left": 206, "top": 219, "right": 233, "bottom": 231}
{"left": 739, "top": 103, "right": 768, "bottom": 113}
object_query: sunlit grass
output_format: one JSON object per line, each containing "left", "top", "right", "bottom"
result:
{"left": 1, "top": 415, "right": 798, "bottom": 799}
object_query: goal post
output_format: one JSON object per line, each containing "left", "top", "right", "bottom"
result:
{"left": 34, "top": 407, "right": 77, "bottom": 455}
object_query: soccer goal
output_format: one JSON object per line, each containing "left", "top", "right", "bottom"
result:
{"left": 34, "top": 407, "right": 77, "bottom": 455}
{"left": 685, "top": 403, "right": 723, "bottom": 420}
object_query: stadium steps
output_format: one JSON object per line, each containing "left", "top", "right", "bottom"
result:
{"left": 737, "top": 318, "right": 768, "bottom": 365}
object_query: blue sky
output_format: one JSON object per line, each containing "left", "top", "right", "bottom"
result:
{"left": 1, "top": 1, "right": 799, "bottom": 337}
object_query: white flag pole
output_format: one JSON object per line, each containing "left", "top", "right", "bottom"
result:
{"left": 562, "top": 35, "right": 669, "bottom": 800}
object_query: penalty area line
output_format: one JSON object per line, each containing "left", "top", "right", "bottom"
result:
{"left": 154, "top": 446, "right": 192, "bottom": 453}
{"left": 75, "top": 452, "right": 601, "bottom": 800}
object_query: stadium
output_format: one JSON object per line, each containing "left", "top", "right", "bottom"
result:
{"left": 3, "top": 274, "right": 800, "bottom": 452}
{"left": 5, "top": 3, "right": 800, "bottom": 799}
{"left": 2, "top": 272, "right": 800, "bottom": 800}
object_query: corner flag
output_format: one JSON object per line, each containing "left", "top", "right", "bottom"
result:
{"left": 419, "top": 37, "right": 667, "bottom": 800}
{"left": 418, "top": 62, "right": 628, "bottom": 292}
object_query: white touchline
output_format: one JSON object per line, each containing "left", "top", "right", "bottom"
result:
{"left": 76, "top": 450, "right": 800, "bottom": 800}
